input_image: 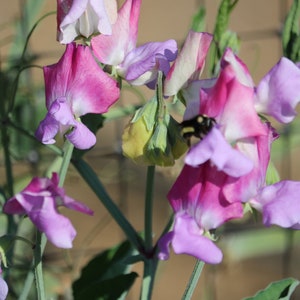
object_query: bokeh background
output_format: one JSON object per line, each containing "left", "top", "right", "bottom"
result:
{"left": 1, "top": 0, "right": 300, "bottom": 299}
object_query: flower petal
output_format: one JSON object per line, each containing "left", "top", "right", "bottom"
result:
{"left": 91, "top": 0, "right": 141, "bottom": 65}
{"left": 65, "top": 121, "right": 97, "bottom": 149}
{"left": 172, "top": 213, "right": 223, "bottom": 264}
{"left": 120, "top": 40, "right": 177, "bottom": 83}
{"left": 35, "top": 113, "right": 60, "bottom": 145}
{"left": 44, "top": 43, "right": 120, "bottom": 116}
{"left": 164, "top": 31, "right": 213, "bottom": 96}
{"left": 185, "top": 127, "right": 253, "bottom": 177}
{"left": 0, "top": 276, "right": 8, "bottom": 300}
{"left": 255, "top": 57, "right": 300, "bottom": 123}
{"left": 28, "top": 197, "right": 76, "bottom": 248}
{"left": 254, "top": 181, "right": 300, "bottom": 228}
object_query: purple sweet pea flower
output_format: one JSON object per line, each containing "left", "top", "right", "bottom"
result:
{"left": 158, "top": 163, "right": 243, "bottom": 264}
{"left": 91, "top": 0, "right": 177, "bottom": 87}
{"left": 57, "top": 0, "right": 118, "bottom": 43}
{"left": 35, "top": 43, "right": 120, "bottom": 149}
{"left": 255, "top": 57, "right": 300, "bottom": 123}
{"left": 3, "top": 173, "right": 93, "bottom": 249}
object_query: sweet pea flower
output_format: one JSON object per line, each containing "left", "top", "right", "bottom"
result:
{"left": 222, "top": 49, "right": 300, "bottom": 123}
{"left": 91, "top": 0, "right": 177, "bottom": 87}
{"left": 158, "top": 163, "right": 243, "bottom": 264}
{"left": 0, "top": 275, "right": 7, "bottom": 300}
{"left": 223, "top": 122, "right": 300, "bottom": 230}
{"left": 183, "top": 50, "right": 266, "bottom": 177}
{"left": 164, "top": 30, "right": 213, "bottom": 97}
{"left": 3, "top": 173, "right": 93, "bottom": 248}
{"left": 57, "top": 0, "right": 118, "bottom": 43}
{"left": 35, "top": 43, "right": 120, "bottom": 149}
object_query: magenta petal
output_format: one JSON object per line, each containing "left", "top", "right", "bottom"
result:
{"left": 28, "top": 197, "right": 76, "bottom": 248}
{"left": 255, "top": 181, "right": 300, "bottom": 228}
{"left": 172, "top": 214, "right": 223, "bottom": 264}
{"left": 92, "top": 0, "right": 141, "bottom": 65}
{"left": 255, "top": 57, "right": 300, "bottom": 123}
{"left": 44, "top": 43, "right": 120, "bottom": 116}
{"left": 121, "top": 40, "right": 177, "bottom": 81}
{"left": 66, "top": 121, "right": 96, "bottom": 149}
{"left": 185, "top": 127, "right": 253, "bottom": 177}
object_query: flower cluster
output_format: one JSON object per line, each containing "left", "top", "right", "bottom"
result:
{"left": 158, "top": 46, "right": 300, "bottom": 263}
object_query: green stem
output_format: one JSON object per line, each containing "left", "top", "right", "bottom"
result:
{"left": 33, "top": 231, "right": 47, "bottom": 300}
{"left": 59, "top": 140, "right": 74, "bottom": 186}
{"left": 182, "top": 260, "right": 205, "bottom": 300}
{"left": 72, "top": 158, "right": 144, "bottom": 251}
{"left": 140, "top": 258, "right": 158, "bottom": 300}
{"left": 144, "top": 165, "right": 155, "bottom": 250}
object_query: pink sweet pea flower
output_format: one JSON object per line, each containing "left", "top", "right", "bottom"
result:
{"left": 91, "top": 0, "right": 177, "bottom": 87}
{"left": 35, "top": 43, "right": 120, "bottom": 149}
{"left": 57, "top": 0, "right": 118, "bottom": 43}
{"left": 3, "top": 173, "right": 93, "bottom": 249}
{"left": 184, "top": 50, "right": 266, "bottom": 177}
{"left": 164, "top": 30, "right": 213, "bottom": 97}
{"left": 158, "top": 163, "right": 243, "bottom": 264}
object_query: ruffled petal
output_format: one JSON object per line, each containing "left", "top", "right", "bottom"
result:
{"left": 185, "top": 127, "right": 253, "bottom": 177}
{"left": 120, "top": 40, "right": 177, "bottom": 82}
{"left": 91, "top": 0, "right": 141, "bottom": 65}
{"left": 164, "top": 31, "right": 213, "bottom": 96}
{"left": 44, "top": 43, "right": 120, "bottom": 116}
{"left": 65, "top": 121, "right": 96, "bottom": 149}
{"left": 172, "top": 214, "right": 223, "bottom": 264}
{"left": 157, "top": 231, "right": 174, "bottom": 260}
{"left": 28, "top": 197, "right": 76, "bottom": 248}
{"left": 35, "top": 113, "right": 60, "bottom": 145}
{"left": 255, "top": 57, "right": 300, "bottom": 123}
{"left": 254, "top": 181, "right": 300, "bottom": 228}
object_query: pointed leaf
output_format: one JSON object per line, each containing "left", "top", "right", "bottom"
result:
{"left": 243, "top": 278, "right": 299, "bottom": 300}
{"left": 191, "top": 6, "right": 206, "bottom": 32}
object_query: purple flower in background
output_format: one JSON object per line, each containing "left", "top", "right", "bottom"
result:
{"left": 57, "top": 0, "right": 118, "bottom": 43}
{"left": 91, "top": 0, "right": 177, "bottom": 87}
{"left": 3, "top": 173, "right": 93, "bottom": 249}
{"left": 158, "top": 163, "right": 243, "bottom": 264}
{"left": 35, "top": 43, "right": 120, "bottom": 149}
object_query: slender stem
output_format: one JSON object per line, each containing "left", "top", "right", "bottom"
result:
{"left": 59, "top": 140, "right": 74, "bottom": 186}
{"left": 140, "top": 258, "right": 158, "bottom": 300}
{"left": 33, "top": 231, "right": 47, "bottom": 300}
{"left": 72, "top": 158, "right": 144, "bottom": 251}
{"left": 182, "top": 260, "right": 205, "bottom": 300}
{"left": 144, "top": 165, "right": 155, "bottom": 250}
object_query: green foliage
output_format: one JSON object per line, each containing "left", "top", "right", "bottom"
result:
{"left": 208, "top": 0, "right": 240, "bottom": 75}
{"left": 243, "top": 278, "right": 299, "bottom": 300}
{"left": 191, "top": 6, "right": 206, "bottom": 32}
{"left": 72, "top": 240, "right": 138, "bottom": 300}
{"left": 282, "top": 0, "right": 300, "bottom": 61}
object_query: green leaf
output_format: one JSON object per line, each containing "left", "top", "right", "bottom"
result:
{"left": 191, "top": 6, "right": 206, "bottom": 32}
{"left": 265, "top": 160, "right": 280, "bottom": 185}
{"left": 243, "top": 278, "right": 299, "bottom": 300}
{"left": 73, "top": 240, "right": 138, "bottom": 300}
{"left": 282, "top": 0, "right": 300, "bottom": 60}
